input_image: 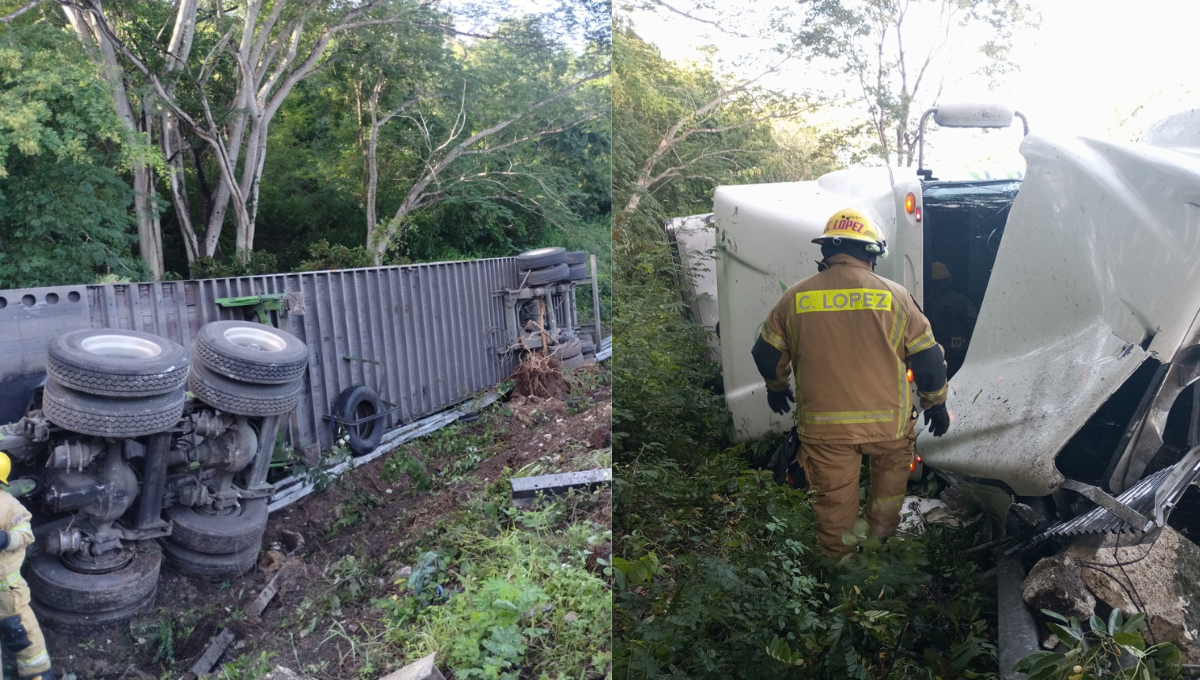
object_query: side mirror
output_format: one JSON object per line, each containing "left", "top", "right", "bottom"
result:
{"left": 918, "top": 102, "right": 1029, "bottom": 179}
{"left": 933, "top": 102, "right": 1014, "bottom": 128}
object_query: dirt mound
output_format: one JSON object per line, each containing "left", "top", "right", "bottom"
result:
{"left": 510, "top": 352, "right": 569, "bottom": 398}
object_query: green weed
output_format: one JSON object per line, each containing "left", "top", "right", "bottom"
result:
{"left": 1015, "top": 608, "right": 1181, "bottom": 680}
{"left": 373, "top": 482, "right": 611, "bottom": 678}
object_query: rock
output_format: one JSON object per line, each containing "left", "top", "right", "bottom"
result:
{"left": 377, "top": 652, "right": 446, "bottom": 680}
{"left": 1021, "top": 553, "right": 1095, "bottom": 621}
{"left": 587, "top": 426, "right": 611, "bottom": 450}
{"left": 263, "top": 666, "right": 314, "bottom": 680}
{"left": 1041, "top": 634, "right": 1059, "bottom": 650}
{"left": 564, "top": 612, "right": 579, "bottom": 623}
{"left": 391, "top": 565, "right": 413, "bottom": 582}
{"left": 1067, "top": 526, "right": 1200, "bottom": 663}
{"left": 281, "top": 530, "right": 305, "bottom": 554}
{"left": 937, "top": 487, "right": 971, "bottom": 513}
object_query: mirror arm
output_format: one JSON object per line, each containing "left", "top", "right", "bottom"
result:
{"left": 916, "top": 108, "right": 938, "bottom": 177}
{"left": 1013, "top": 110, "right": 1030, "bottom": 136}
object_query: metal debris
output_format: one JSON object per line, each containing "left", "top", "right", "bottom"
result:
{"left": 511, "top": 467, "right": 612, "bottom": 501}
{"left": 1037, "top": 466, "right": 1175, "bottom": 541}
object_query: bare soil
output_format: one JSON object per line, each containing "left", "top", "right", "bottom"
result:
{"left": 44, "top": 366, "right": 611, "bottom": 680}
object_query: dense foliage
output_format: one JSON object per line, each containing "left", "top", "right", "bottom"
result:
{"left": 0, "top": 1, "right": 611, "bottom": 289}
{"left": 0, "top": 22, "right": 149, "bottom": 287}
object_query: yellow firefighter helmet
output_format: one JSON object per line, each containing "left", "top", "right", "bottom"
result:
{"left": 931, "top": 261, "right": 952, "bottom": 281}
{"left": 0, "top": 452, "right": 10, "bottom": 485}
{"left": 813, "top": 207, "right": 888, "bottom": 257}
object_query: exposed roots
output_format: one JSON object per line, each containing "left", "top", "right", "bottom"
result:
{"left": 510, "top": 351, "right": 569, "bottom": 399}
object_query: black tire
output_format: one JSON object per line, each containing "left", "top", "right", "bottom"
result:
{"left": 581, "top": 339, "right": 595, "bottom": 355}
{"left": 166, "top": 499, "right": 268, "bottom": 554}
{"left": 516, "top": 247, "right": 566, "bottom": 270}
{"left": 524, "top": 263, "right": 570, "bottom": 285}
{"left": 553, "top": 337, "right": 582, "bottom": 359}
{"left": 42, "top": 379, "right": 185, "bottom": 438}
{"left": 567, "top": 263, "right": 589, "bottom": 281}
{"left": 25, "top": 544, "right": 161, "bottom": 613}
{"left": 563, "top": 354, "right": 586, "bottom": 370}
{"left": 565, "top": 251, "right": 587, "bottom": 265}
{"left": 32, "top": 589, "right": 156, "bottom": 632}
{"left": 332, "top": 385, "right": 384, "bottom": 456}
{"left": 160, "top": 539, "right": 259, "bottom": 581}
{"left": 189, "top": 360, "right": 302, "bottom": 417}
{"left": 47, "top": 329, "right": 189, "bottom": 397}
{"left": 195, "top": 321, "right": 308, "bottom": 385}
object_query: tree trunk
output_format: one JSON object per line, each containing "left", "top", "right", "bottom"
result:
{"left": 162, "top": 111, "right": 199, "bottom": 262}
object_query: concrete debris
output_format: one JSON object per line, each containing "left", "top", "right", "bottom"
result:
{"left": 378, "top": 653, "right": 446, "bottom": 680}
{"left": 1021, "top": 553, "right": 1095, "bottom": 621}
{"left": 189, "top": 626, "right": 235, "bottom": 676}
{"left": 392, "top": 565, "right": 413, "bottom": 582}
{"left": 937, "top": 486, "right": 972, "bottom": 514}
{"left": 1067, "top": 526, "right": 1200, "bottom": 662}
{"left": 263, "top": 666, "right": 315, "bottom": 680}
{"left": 1041, "top": 634, "right": 1059, "bottom": 650}
{"left": 247, "top": 565, "right": 289, "bottom": 619}
{"left": 897, "top": 497, "right": 962, "bottom": 533}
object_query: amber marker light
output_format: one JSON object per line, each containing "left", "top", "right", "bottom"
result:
{"left": 904, "top": 192, "right": 916, "bottom": 214}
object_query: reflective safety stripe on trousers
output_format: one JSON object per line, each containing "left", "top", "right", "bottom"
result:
{"left": 795, "top": 288, "right": 892, "bottom": 314}
{"left": 1, "top": 572, "right": 23, "bottom": 589}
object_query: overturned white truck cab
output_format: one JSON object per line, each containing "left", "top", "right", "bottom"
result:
{"left": 708, "top": 105, "right": 1200, "bottom": 532}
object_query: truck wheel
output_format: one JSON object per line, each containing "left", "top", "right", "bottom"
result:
{"left": 563, "top": 354, "right": 586, "bottom": 370}
{"left": 160, "top": 539, "right": 259, "bottom": 581}
{"left": 567, "top": 263, "right": 589, "bottom": 281}
{"left": 32, "top": 589, "right": 156, "bottom": 632}
{"left": 516, "top": 247, "right": 566, "bottom": 270}
{"left": 552, "top": 336, "right": 582, "bottom": 359}
{"left": 581, "top": 338, "right": 595, "bottom": 355}
{"left": 25, "top": 543, "right": 161, "bottom": 614}
{"left": 524, "top": 263, "right": 570, "bottom": 285}
{"left": 42, "top": 379, "right": 185, "bottom": 438}
{"left": 189, "top": 361, "right": 302, "bottom": 417}
{"left": 47, "top": 329, "right": 189, "bottom": 397}
{"left": 166, "top": 499, "right": 268, "bottom": 554}
{"left": 332, "top": 386, "right": 385, "bottom": 455}
{"left": 195, "top": 321, "right": 308, "bottom": 385}
{"left": 565, "top": 251, "right": 587, "bottom": 265}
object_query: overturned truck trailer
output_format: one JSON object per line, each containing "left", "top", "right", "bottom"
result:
{"left": 0, "top": 251, "right": 595, "bottom": 629}
{"left": 707, "top": 106, "right": 1200, "bottom": 540}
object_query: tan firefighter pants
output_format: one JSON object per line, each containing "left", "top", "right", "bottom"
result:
{"left": 0, "top": 584, "right": 51, "bottom": 677}
{"left": 800, "top": 435, "right": 915, "bottom": 557}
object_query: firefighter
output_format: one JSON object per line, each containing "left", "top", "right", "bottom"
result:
{"left": 751, "top": 207, "right": 950, "bottom": 558}
{"left": 925, "top": 262, "right": 978, "bottom": 377}
{"left": 0, "top": 452, "right": 52, "bottom": 679}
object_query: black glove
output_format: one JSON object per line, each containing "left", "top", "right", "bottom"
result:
{"left": 767, "top": 428, "right": 799, "bottom": 484}
{"left": 767, "top": 388, "right": 795, "bottom": 415}
{"left": 924, "top": 403, "right": 950, "bottom": 437}
{"left": 0, "top": 530, "right": 9, "bottom": 551}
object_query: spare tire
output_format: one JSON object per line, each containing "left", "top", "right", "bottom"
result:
{"left": 47, "top": 329, "right": 188, "bottom": 397}
{"left": 195, "top": 321, "right": 308, "bottom": 385}
{"left": 166, "top": 499, "right": 268, "bottom": 554}
{"left": 189, "top": 360, "right": 303, "bottom": 417}
{"left": 332, "top": 385, "right": 384, "bottom": 456}
{"left": 563, "top": 353, "right": 586, "bottom": 370}
{"left": 567, "top": 264, "right": 589, "bottom": 281}
{"left": 516, "top": 247, "right": 566, "bottom": 270}
{"left": 25, "top": 544, "right": 161, "bottom": 614}
{"left": 581, "top": 338, "right": 595, "bottom": 355}
{"left": 565, "top": 251, "right": 587, "bottom": 265}
{"left": 552, "top": 336, "right": 583, "bottom": 359}
{"left": 42, "top": 379, "right": 185, "bottom": 438}
{"left": 524, "top": 263, "right": 570, "bottom": 286}
{"left": 160, "top": 539, "right": 259, "bottom": 581}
